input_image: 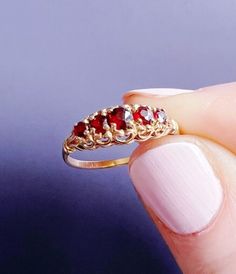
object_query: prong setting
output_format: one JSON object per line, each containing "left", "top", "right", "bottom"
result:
{"left": 64, "top": 104, "right": 177, "bottom": 152}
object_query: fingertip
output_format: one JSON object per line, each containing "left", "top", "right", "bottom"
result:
{"left": 197, "top": 81, "right": 236, "bottom": 92}
{"left": 123, "top": 82, "right": 236, "bottom": 154}
{"left": 123, "top": 88, "right": 194, "bottom": 102}
{"left": 128, "top": 135, "right": 236, "bottom": 272}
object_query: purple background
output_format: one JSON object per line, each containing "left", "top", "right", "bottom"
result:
{"left": 0, "top": 1, "right": 236, "bottom": 273}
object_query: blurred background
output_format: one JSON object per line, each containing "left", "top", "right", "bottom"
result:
{"left": 0, "top": 1, "right": 235, "bottom": 273}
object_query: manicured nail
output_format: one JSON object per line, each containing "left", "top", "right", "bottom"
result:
{"left": 129, "top": 142, "right": 223, "bottom": 234}
{"left": 124, "top": 88, "right": 195, "bottom": 99}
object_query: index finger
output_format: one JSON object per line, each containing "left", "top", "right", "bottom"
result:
{"left": 123, "top": 82, "right": 236, "bottom": 154}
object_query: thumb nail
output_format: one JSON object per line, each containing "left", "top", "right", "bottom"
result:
{"left": 129, "top": 142, "right": 223, "bottom": 234}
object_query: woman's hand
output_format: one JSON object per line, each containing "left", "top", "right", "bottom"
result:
{"left": 123, "top": 82, "right": 236, "bottom": 273}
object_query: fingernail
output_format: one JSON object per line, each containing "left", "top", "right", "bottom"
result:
{"left": 129, "top": 142, "right": 223, "bottom": 234}
{"left": 124, "top": 88, "right": 195, "bottom": 99}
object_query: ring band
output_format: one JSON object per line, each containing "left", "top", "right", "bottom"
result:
{"left": 62, "top": 104, "right": 179, "bottom": 169}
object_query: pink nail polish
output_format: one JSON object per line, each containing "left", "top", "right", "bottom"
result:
{"left": 124, "top": 88, "right": 195, "bottom": 99}
{"left": 129, "top": 142, "right": 223, "bottom": 234}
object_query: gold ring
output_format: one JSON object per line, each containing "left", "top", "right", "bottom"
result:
{"left": 62, "top": 104, "right": 179, "bottom": 169}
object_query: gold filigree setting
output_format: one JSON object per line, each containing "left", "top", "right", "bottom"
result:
{"left": 63, "top": 104, "right": 178, "bottom": 154}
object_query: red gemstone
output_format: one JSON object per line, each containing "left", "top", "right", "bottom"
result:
{"left": 133, "top": 106, "right": 154, "bottom": 125}
{"left": 90, "top": 114, "right": 106, "bottom": 134}
{"left": 73, "top": 122, "right": 87, "bottom": 137}
{"left": 107, "top": 107, "right": 132, "bottom": 130}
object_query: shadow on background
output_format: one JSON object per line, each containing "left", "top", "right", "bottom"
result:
{"left": 0, "top": 162, "right": 180, "bottom": 274}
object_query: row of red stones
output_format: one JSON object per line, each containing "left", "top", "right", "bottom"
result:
{"left": 73, "top": 106, "right": 165, "bottom": 138}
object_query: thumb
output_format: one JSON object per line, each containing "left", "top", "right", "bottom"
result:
{"left": 129, "top": 135, "right": 236, "bottom": 273}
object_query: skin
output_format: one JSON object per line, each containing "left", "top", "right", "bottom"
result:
{"left": 123, "top": 82, "right": 236, "bottom": 273}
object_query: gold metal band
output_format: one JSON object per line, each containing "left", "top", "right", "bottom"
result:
{"left": 62, "top": 152, "right": 129, "bottom": 169}
{"left": 62, "top": 104, "right": 179, "bottom": 169}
